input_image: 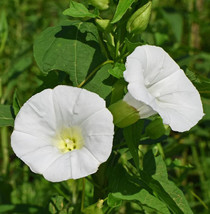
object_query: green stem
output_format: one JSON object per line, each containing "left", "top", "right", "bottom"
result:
{"left": 77, "top": 60, "right": 114, "bottom": 88}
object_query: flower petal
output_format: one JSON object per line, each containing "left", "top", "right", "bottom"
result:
{"left": 80, "top": 108, "right": 114, "bottom": 136}
{"left": 20, "top": 145, "right": 62, "bottom": 174}
{"left": 43, "top": 153, "right": 71, "bottom": 182}
{"left": 70, "top": 148, "right": 100, "bottom": 179}
{"left": 11, "top": 131, "right": 53, "bottom": 158}
{"left": 14, "top": 89, "right": 56, "bottom": 140}
{"left": 52, "top": 85, "right": 106, "bottom": 127}
{"left": 84, "top": 135, "right": 113, "bottom": 163}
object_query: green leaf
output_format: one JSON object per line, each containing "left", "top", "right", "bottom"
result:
{"left": 84, "top": 63, "right": 113, "bottom": 99}
{"left": 111, "top": 0, "right": 135, "bottom": 24}
{"left": 123, "top": 121, "right": 144, "bottom": 169}
{"left": 143, "top": 151, "right": 193, "bottom": 214}
{"left": 63, "top": 1, "right": 98, "bottom": 18}
{"left": 108, "top": 63, "right": 125, "bottom": 79}
{"left": 0, "top": 105, "right": 14, "bottom": 127}
{"left": 110, "top": 189, "right": 171, "bottom": 214}
{"left": 145, "top": 117, "right": 166, "bottom": 139}
{"left": 34, "top": 20, "right": 105, "bottom": 86}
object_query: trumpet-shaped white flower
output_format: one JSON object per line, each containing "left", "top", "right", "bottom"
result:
{"left": 123, "top": 45, "right": 204, "bottom": 132}
{"left": 11, "top": 85, "right": 114, "bottom": 182}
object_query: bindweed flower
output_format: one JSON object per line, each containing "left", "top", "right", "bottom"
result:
{"left": 11, "top": 85, "right": 114, "bottom": 182}
{"left": 123, "top": 45, "right": 204, "bottom": 132}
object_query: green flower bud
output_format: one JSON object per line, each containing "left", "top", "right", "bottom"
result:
{"left": 108, "top": 100, "right": 140, "bottom": 128}
{"left": 89, "top": 0, "right": 109, "bottom": 11}
{"left": 95, "top": 19, "right": 111, "bottom": 31}
{"left": 126, "top": 1, "right": 152, "bottom": 34}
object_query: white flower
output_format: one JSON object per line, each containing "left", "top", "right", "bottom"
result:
{"left": 123, "top": 45, "right": 204, "bottom": 132}
{"left": 11, "top": 85, "right": 114, "bottom": 182}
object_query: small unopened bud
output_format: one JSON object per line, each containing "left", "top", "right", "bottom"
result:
{"left": 89, "top": 0, "right": 109, "bottom": 10}
{"left": 126, "top": 1, "right": 152, "bottom": 34}
{"left": 108, "top": 100, "right": 140, "bottom": 128}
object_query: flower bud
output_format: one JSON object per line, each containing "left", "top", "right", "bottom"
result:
{"left": 89, "top": 0, "right": 109, "bottom": 10}
{"left": 126, "top": 1, "right": 152, "bottom": 34}
{"left": 108, "top": 100, "right": 140, "bottom": 128}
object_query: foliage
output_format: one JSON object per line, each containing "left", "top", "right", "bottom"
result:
{"left": 1, "top": 0, "right": 210, "bottom": 213}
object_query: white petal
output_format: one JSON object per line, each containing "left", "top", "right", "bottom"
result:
{"left": 20, "top": 146, "right": 62, "bottom": 174}
{"left": 84, "top": 135, "right": 113, "bottom": 163}
{"left": 52, "top": 85, "right": 82, "bottom": 128}
{"left": 11, "top": 131, "right": 52, "bottom": 158}
{"left": 80, "top": 108, "right": 114, "bottom": 136}
{"left": 52, "top": 85, "right": 106, "bottom": 127}
{"left": 14, "top": 89, "right": 56, "bottom": 140}
{"left": 123, "top": 93, "right": 157, "bottom": 118}
{"left": 155, "top": 91, "right": 204, "bottom": 132}
{"left": 43, "top": 153, "right": 71, "bottom": 182}
{"left": 70, "top": 148, "right": 100, "bottom": 179}
{"left": 127, "top": 45, "right": 180, "bottom": 85}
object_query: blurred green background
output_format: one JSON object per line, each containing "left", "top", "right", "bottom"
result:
{"left": 0, "top": 0, "right": 210, "bottom": 213}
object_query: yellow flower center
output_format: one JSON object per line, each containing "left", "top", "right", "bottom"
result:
{"left": 56, "top": 126, "right": 84, "bottom": 153}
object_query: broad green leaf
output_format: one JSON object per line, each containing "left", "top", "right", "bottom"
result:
{"left": 143, "top": 151, "right": 193, "bottom": 214}
{"left": 63, "top": 1, "right": 98, "bottom": 18}
{"left": 123, "top": 121, "right": 144, "bottom": 169}
{"left": 111, "top": 0, "right": 135, "bottom": 24}
{"left": 108, "top": 63, "right": 125, "bottom": 79}
{"left": 84, "top": 63, "right": 113, "bottom": 99}
{"left": 145, "top": 117, "right": 166, "bottom": 139}
{"left": 110, "top": 189, "right": 171, "bottom": 214}
{"left": 34, "top": 20, "right": 104, "bottom": 86}
{"left": 0, "top": 105, "right": 14, "bottom": 127}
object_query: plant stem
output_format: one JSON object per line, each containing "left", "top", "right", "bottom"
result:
{"left": 77, "top": 60, "right": 114, "bottom": 88}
